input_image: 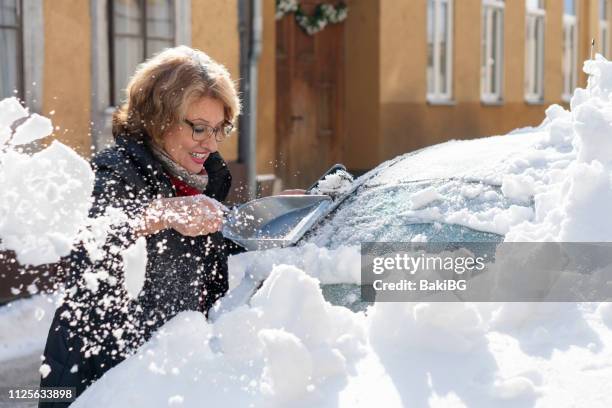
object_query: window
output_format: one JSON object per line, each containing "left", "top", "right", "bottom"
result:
{"left": 481, "top": 0, "right": 505, "bottom": 103}
{"left": 0, "top": 0, "right": 23, "bottom": 99}
{"left": 109, "top": 0, "right": 175, "bottom": 106}
{"left": 563, "top": 0, "right": 578, "bottom": 101}
{"left": 427, "top": 0, "right": 454, "bottom": 102}
{"left": 601, "top": 0, "right": 609, "bottom": 57}
{"left": 525, "top": 0, "right": 545, "bottom": 103}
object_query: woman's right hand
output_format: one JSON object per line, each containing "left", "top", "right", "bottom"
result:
{"left": 140, "top": 195, "right": 226, "bottom": 237}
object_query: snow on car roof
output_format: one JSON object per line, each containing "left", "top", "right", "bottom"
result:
{"left": 366, "top": 130, "right": 547, "bottom": 187}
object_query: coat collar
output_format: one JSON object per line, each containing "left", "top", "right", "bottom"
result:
{"left": 113, "top": 133, "right": 173, "bottom": 196}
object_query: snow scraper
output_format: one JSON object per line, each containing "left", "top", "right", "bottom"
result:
{"left": 222, "top": 164, "right": 353, "bottom": 251}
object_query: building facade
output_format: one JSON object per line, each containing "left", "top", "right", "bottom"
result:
{"left": 0, "top": 0, "right": 610, "bottom": 191}
{"left": 344, "top": 0, "right": 605, "bottom": 175}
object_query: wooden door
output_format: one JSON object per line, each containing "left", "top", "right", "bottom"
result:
{"left": 276, "top": 0, "right": 345, "bottom": 189}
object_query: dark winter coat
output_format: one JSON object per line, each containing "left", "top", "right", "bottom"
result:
{"left": 38, "top": 133, "right": 235, "bottom": 407}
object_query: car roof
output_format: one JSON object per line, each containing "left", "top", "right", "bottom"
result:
{"left": 361, "top": 130, "right": 545, "bottom": 188}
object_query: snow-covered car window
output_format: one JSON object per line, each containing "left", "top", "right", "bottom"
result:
{"left": 304, "top": 178, "right": 511, "bottom": 248}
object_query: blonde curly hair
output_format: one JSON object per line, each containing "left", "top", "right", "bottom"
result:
{"left": 112, "top": 46, "right": 241, "bottom": 145}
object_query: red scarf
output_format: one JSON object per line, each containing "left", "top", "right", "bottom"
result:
{"left": 168, "top": 174, "right": 204, "bottom": 196}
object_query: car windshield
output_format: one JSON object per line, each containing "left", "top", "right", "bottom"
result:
{"left": 304, "top": 178, "right": 510, "bottom": 248}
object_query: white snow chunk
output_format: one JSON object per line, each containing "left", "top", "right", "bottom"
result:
{"left": 0, "top": 140, "right": 94, "bottom": 265}
{"left": 0, "top": 97, "right": 28, "bottom": 129}
{"left": 311, "top": 169, "right": 354, "bottom": 196}
{"left": 501, "top": 174, "right": 536, "bottom": 204}
{"left": 122, "top": 237, "right": 148, "bottom": 299}
{"left": 10, "top": 113, "right": 53, "bottom": 145}
{"left": 573, "top": 101, "right": 612, "bottom": 164}
{"left": 460, "top": 184, "right": 483, "bottom": 199}
{"left": 167, "top": 395, "right": 184, "bottom": 406}
{"left": 410, "top": 187, "right": 444, "bottom": 210}
{"left": 39, "top": 363, "right": 51, "bottom": 379}
{"left": 258, "top": 329, "right": 313, "bottom": 400}
{"left": 491, "top": 376, "right": 539, "bottom": 400}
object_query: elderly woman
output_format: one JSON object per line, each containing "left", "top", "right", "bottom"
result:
{"left": 39, "top": 46, "right": 243, "bottom": 404}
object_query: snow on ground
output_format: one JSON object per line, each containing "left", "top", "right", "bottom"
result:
{"left": 0, "top": 294, "right": 59, "bottom": 362}
{"left": 3, "top": 56, "right": 612, "bottom": 407}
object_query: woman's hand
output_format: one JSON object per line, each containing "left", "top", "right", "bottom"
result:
{"left": 139, "top": 195, "right": 226, "bottom": 237}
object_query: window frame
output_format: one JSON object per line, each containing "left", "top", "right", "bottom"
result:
{"left": 481, "top": 0, "right": 505, "bottom": 104}
{"left": 600, "top": 0, "right": 610, "bottom": 58}
{"left": 427, "top": 0, "right": 454, "bottom": 104}
{"left": 108, "top": 0, "right": 176, "bottom": 107}
{"left": 90, "top": 0, "right": 190, "bottom": 151}
{"left": 0, "top": 0, "right": 25, "bottom": 99}
{"left": 524, "top": 0, "right": 546, "bottom": 104}
{"left": 562, "top": 0, "right": 578, "bottom": 102}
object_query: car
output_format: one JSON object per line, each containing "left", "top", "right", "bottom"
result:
{"left": 214, "top": 129, "right": 545, "bottom": 317}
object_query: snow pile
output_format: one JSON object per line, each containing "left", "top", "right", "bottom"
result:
{"left": 505, "top": 55, "right": 612, "bottom": 241}
{"left": 340, "top": 55, "right": 612, "bottom": 240}
{"left": 74, "top": 265, "right": 368, "bottom": 407}
{"left": 228, "top": 243, "right": 361, "bottom": 287}
{"left": 0, "top": 97, "right": 94, "bottom": 265}
{"left": 369, "top": 302, "right": 486, "bottom": 354}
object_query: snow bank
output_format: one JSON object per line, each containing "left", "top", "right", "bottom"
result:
{"left": 74, "top": 266, "right": 368, "bottom": 407}
{"left": 228, "top": 243, "right": 361, "bottom": 288}
{"left": 368, "top": 302, "right": 486, "bottom": 354}
{"left": 505, "top": 55, "right": 612, "bottom": 241}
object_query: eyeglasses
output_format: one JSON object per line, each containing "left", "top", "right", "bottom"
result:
{"left": 183, "top": 119, "right": 234, "bottom": 143}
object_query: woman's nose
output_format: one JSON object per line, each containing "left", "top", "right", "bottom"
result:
{"left": 200, "top": 135, "right": 218, "bottom": 152}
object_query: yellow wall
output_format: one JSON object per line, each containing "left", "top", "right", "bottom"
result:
{"left": 344, "top": 0, "right": 380, "bottom": 170}
{"left": 42, "top": 0, "right": 91, "bottom": 157}
{"left": 36, "top": 0, "right": 608, "bottom": 178}
{"left": 191, "top": 0, "right": 240, "bottom": 162}
{"left": 257, "top": 0, "right": 276, "bottom": 174}
{"left": 544, "top": 0, "right": 563, "bottom": 102}
{"left": 349, "top": 0, "right": 570, "bottom": 172}
{"left": 379, "top": 0, "right": 426, "bottom": 160}
{"left": 455, "top": 0, "right": 481, "bottom": 103}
